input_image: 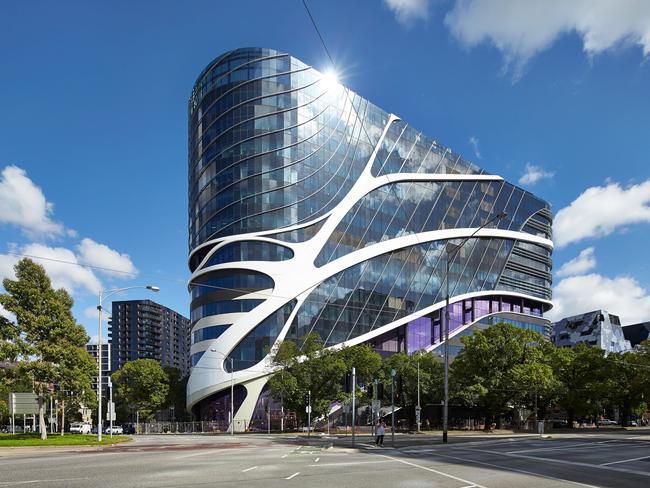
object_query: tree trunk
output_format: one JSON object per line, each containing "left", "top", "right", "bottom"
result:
{"left": 60, "top": 399, "right": 65, "bottom": 436}
{"left": 567, "top": 410, "right": 575, "bottom": 429}
{"left": 38, "top": 396, "right": 47, "bottom": 440}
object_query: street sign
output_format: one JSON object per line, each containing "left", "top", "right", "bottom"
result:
{"left": 371, "top": 400, "right": 381, "bottom": 413}
{"left": 305, "top": 405, "right": 312, "bottom": 414}
{"left": 415, "top": 409, "right": 421, "bottom": 424}
{"left": 8, "top": 393, "right": 39, "bottom": 415}
{"left": 107, "top": 402, "right": 116, "bottom": 421}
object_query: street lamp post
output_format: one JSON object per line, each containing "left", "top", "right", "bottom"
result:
{"left": 417, "top": 361, "right": 421, "bottom": 433}
{"left": 442, "top": 212, "right": 506, "bottom": 444}
{"left": 209, "top": 349, "right": 235, "bottom": 435}
{"left": 97, "top": 285, "right": 159, "bottom": 442}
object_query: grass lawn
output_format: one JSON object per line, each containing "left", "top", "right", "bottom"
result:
{"left": 0, "top": 433, "right": 131, "bottom": 447}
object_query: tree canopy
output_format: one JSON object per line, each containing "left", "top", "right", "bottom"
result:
{"left": 112, "top": 359, "right": 169, "bottom": 421}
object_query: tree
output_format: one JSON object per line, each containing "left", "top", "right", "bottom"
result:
{"left": 381, "top": 351, "right": 443, "bottom": 407}
{"left": 553, "top": 344, "right": 614, "bottom": 427}
{"left": 450, "top": 323, "right": 557, "bottom": 428}
{"left": 163, "top": 367, "right": 188, "bottom": 421}
{"left": 267, "top": 333, "right": 382, "bottom": 425}
{"left": 112, "top": 359, "right": 169, "bottom": 421}
{"left": 0, "top": 259, "right": 95, "bottom": 439}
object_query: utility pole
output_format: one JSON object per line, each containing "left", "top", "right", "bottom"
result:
{"left": 307, "top": 390, "right": 311, "bottom": 437}
{"left": 391, "top": 368, "right": 396, "bottom": 447}
{"left": 442, "top": 211, "right": 506, "bottom": 444}
{"left": 417, "top": 361, "right": 421, "bottom": 433}
{"left": 351, "top": 367, "right": 356, "bottom": 447}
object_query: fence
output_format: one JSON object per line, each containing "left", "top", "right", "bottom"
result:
{"left": 138, "top": 420, "right": 249, "bottom": 434}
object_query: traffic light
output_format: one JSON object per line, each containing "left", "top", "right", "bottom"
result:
{"left": 304, "top": 391, "right": 310, "bottom": 406}
{"left": 344, "top": 373, "right": 353, "bottom": 393}
{"left": 395, "top": 375, "right": 403, "bottom": 402}
{"left": 367, "top": 383, "right": 373, "bottom": 398}
{"left": 376, "top": 382, "right": 384, "bottom": 399}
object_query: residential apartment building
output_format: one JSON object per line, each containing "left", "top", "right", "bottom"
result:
{"left": 109, "top": 300, "right": 191, "bottom": 376}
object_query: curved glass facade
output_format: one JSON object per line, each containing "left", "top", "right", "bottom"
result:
{"left": 206, "top": 241, "right": 293, "bottom": 266}
{"left": 187, "top": 48, "right": 553, "bottom": 428}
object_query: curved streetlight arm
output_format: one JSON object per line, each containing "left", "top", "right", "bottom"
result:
{"left": 96, "top": 284, "right": 159, "bottom": 442}
{"left": 99, "top": 285, "right": 160, "bottom": 306}
{"left": 447, "top": 212, "right": 508, "bottom": 264}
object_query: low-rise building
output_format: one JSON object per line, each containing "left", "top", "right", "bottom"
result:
{"left": 552, "top": 310, "right": 631, "bottom": 354}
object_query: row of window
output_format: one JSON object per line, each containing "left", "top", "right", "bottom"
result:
{"left": 190, "top": 270, "right": 274, "bottom": 301}
{"left": 190, "top": 299, "right": 264, "bottom": 325}
{"left": 192, "top": 324, "right": 231, "bottom": 345}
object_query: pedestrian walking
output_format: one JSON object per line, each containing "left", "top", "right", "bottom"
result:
{"left": 375, "top": 420, "right": 385, "bottom": 446}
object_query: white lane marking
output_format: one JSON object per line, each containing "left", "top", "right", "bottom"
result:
{"left": 377, "top": 455, "right": 487, "bottom": 488}
{"left": 507, "top": 442, "right": 591, "bottom": 454}
{"left": 314, "top": 457, "right": 319, "bottom": 462}
{"left": 601, "top": 455, "right": 650, "bottom": 466}
{"left": 0, "top": 479, "right": 90, "bottom": 486}
{"left": 281, "top": 454, "right": 288, "bottom": 458}
{"left": 175, "top": 448, "right": 242, "bottom": 459}
{"left": 309, "top": 460, "right": 390, "bottom": 467}
{"left": 489, "top": 451, "right": 650, "bottom": 478}
{"left": 359, "top": 443, "right": 377, "bottom": 449}
{"left": 286, "top": 472, "right": 300, "bottom": 480}
{"left": 242, "top": 466, "right": 258, "bottom": 472}
{"left": 430, "top": 451, "right": 599, "bottom": 488}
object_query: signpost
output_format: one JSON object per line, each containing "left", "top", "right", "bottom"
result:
{"left": 8, "top": 393, "right": 39, "bottom": 435}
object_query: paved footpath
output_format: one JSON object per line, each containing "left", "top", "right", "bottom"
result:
{"left": 0, "top": 430, "right": 649, "bottom": 487}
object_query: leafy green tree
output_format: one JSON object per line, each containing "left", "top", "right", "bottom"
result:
{"left": 163, "top": 367, "right": 188, "bottom": 421}
{"left": 381, "top": 351, "right": 443, "bottom": 408}
{"left": 268, "top": 333, "right": 382, "bottom": 425}
{"left": 553, "top": 344, "right": 614, "bottom": 427}
{"left": 450, "top": 323, "right": 557, "bottom": 428}
{"left": 1, "top": 259, "right": 94, "bottom": 439}
{"left": 112, "top": 359, "right": 169, "bottom": 421}
{"left": 607, "top": 351, "right": 648, "bottom": 426}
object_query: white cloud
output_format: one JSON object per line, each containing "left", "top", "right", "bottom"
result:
{"left": 445, "top": 0, "right": 650, "bottom": 79}
{"left": 518, "top": 163, "right": 554, "bottom": 185}
{"left": 83, "top": 305, "right": 99, "bottom": 320}
{"left": 384, "top": 0, "right": 429, "bottom": 26}
{"left": 548, "top": 273, "right": 650, "bottom": 324}
{"left": 0, "top": 165, "right": 65, "bottom": 238}
{"left": 0, "top": 243, "right": 101, "bottom": 295}
{"left": 469, "top": 136, "right": 481, "bottom": 159}
{"left": 76, "top": 238, "right": 138, "bottom": 278}
{"left": 554, "top": 180, "right": 650, "bottom": 248}
{"left": 556, "top": 247, "right": 596, "bottom": 277}
{"left": 87, "top": 334, "right": 99, "bottom": 345}
{"left": 0, "top": 303, "right": 15, "bottom": 322}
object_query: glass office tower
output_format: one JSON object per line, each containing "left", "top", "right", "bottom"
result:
{"left": 186, "top": 48, "right": 553, "bottom": 427}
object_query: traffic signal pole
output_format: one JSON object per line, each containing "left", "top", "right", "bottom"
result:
{"left": 351, "top": 367, "right": 356, "bottom": 447}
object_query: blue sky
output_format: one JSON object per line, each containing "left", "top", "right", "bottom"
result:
{"left": 1, "top": 0, "right": 650, "bottom": 339}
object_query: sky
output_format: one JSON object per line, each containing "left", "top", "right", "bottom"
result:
{"left": 1, "top": 0, "right": 650, "bottom": 341}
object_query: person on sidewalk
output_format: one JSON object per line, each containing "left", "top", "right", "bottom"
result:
{"left": 375, "top": 420, "right": 385, "bottom": 446}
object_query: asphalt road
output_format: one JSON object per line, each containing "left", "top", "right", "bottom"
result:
{"left": 1, "top": 431, "right": 649, "bottom": 487}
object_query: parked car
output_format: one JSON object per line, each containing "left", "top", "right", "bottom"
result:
{"left": 91, "top": 425, "right": 98, "bottom": 434}
{"left": 105, "top": 425, "right": 123, "bottom": 435}
{"left": 600, "top": 419, "right": 618, "bottom": 425}
{"left": 122, "top": 423, "right": 136, "bottom": 435}
{"left": 69, "top": 422, "right": 92, "bottom": 434}
{"left": 629, "top": 420, "right": 638, "bottom": 427}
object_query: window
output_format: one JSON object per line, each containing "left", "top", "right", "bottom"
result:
{"left": 192, "top": 324, "right": 231, "bottom": 344}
